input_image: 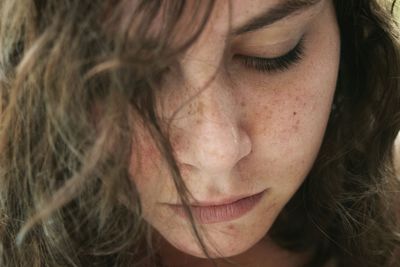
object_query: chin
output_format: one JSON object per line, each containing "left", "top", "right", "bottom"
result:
{"left": 153, "top": 193, "right": 282, "bottom": 263}
{"left": 157, "top": 216, "right": 274, "bottom": 261}
{"left": 172, "top": 238, "right": 256, "bottom": 259}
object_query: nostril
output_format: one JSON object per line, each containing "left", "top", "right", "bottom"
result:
{"left": 176, "top": 162, "right": 196, "bottom": 177}
{"left": 193, "top": 128, "right": 250, "bottom": 171}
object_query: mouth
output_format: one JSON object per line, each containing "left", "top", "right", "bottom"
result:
{"left": 167, "top": 190, "right": 267, "bottom": 224}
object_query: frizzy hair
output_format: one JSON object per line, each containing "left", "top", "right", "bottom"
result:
{"left": 0, "top": 0, "right": 399, "bottom": 267}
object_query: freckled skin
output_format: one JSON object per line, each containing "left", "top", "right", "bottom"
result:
{"left": 129, "top": 0, "right": 340, "bottom": 266}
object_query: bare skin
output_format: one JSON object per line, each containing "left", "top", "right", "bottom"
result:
{"left": 129, "top": 0, "right": 340, "bottom": 266}
{"left": 156, "top": 234, "right": 316, "bottom": 267}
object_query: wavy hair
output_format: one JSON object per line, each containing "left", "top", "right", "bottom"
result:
{"left": 0, "top": 0, "right": 399, "bottom": 266}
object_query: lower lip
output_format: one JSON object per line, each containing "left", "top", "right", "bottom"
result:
{"left": 169, "top": 191, "right": 266, "bottom": 224}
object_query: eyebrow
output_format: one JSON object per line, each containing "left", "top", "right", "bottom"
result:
{"left": 233, "top": 0, "right": 323, "bottom": 35}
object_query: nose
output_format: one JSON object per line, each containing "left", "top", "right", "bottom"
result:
{"left": 169, "top": 80, "right": 252, "bottom": 175}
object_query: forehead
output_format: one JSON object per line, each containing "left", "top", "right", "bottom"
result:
{"left": 146, "top": 0, "right": 324, "bottom": 44}
{"left": 213, "top": 0, "right": 324, "bottom": 34}
{"left": 231, "top": 0, "right": 283, "bottom": 25}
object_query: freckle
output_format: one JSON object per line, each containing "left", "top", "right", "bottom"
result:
{"left": 292, "top": 119, "right": 300, "bottom": 131}
{"left": 240, "top": 101, "right": 245, "bottom": 107}
{"left": 197, "top": 100, "right": 204, "bottom": 114}
{"left": 293, "top": 112, "right": 297, "bottom": 116}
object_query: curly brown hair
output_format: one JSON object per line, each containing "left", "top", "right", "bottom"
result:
{"left": 0, "top": 0, "right": 399, "bottom": 266}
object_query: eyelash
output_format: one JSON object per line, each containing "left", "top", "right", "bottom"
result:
{"left": 234, "top": 37, "right": 305, "bottom": 73}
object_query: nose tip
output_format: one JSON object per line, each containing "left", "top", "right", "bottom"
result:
{"left": 193, "top": 122, "right": 252, "bottom": 172}
{"left": 170, "top": 92, "right": 252, "bottom": 174}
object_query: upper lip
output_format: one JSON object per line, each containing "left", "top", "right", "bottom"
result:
{"left": 167, "top": 189, "right": 266, "bottom": 207}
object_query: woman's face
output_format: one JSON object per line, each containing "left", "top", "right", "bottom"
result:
{"left": 129, "top": 0, "right": 340, "bottom": 260}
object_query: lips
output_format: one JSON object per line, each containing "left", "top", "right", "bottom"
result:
{"left": 168, "top": 190, "right": 266, "bottom": 224}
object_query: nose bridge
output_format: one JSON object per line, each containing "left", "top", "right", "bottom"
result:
{"left": 172, "top": 78, "right": 251, "bottom": 173}
{"left": 194, "top": 85, "right": 239, "bottom": 167}
{"left": 167, "top": 3, "right": 252, "bottom": 174}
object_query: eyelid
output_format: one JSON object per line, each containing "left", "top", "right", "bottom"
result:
{"left": 236, "top": 30, "right": 305, "bottom": 57}
{"left": 233, "top": 36, "right": 305, "bottom": 73}
{"left": 234, "top": 36, "right": 301, "bottom": 58}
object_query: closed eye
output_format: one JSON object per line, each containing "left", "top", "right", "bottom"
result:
{"left": 233, "top": 37, "right": 305, "bottom": 73}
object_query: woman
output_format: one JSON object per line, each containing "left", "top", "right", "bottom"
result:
{"left": 0, "top": 0, "right": 399, "bottom": 266}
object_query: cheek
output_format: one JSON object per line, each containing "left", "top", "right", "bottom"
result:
{"left": 239, "top": 84, "right": 334, "bottom": 143}
{"left": 238, "top": 0, "right": 339, "bottom": 142}
{"left": 237, "top": 17, "right": 339, "bottom": 155}
{"left": 235, "top": 87, "right": 335, "bottom": 209}
{"left": 129, "top": 134, "right": 157, "bottom": 184}
{"left": 130, "top": 137, "right": 160, "bottom": 177}
{"left": 235, "top": 39, "right": 339, "bottom": 193}
{"left": 279, "top": 90, "right": 333, "bottom": 143}
{"left": 129, "top": 131, "right": 168, "bottom": 204}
